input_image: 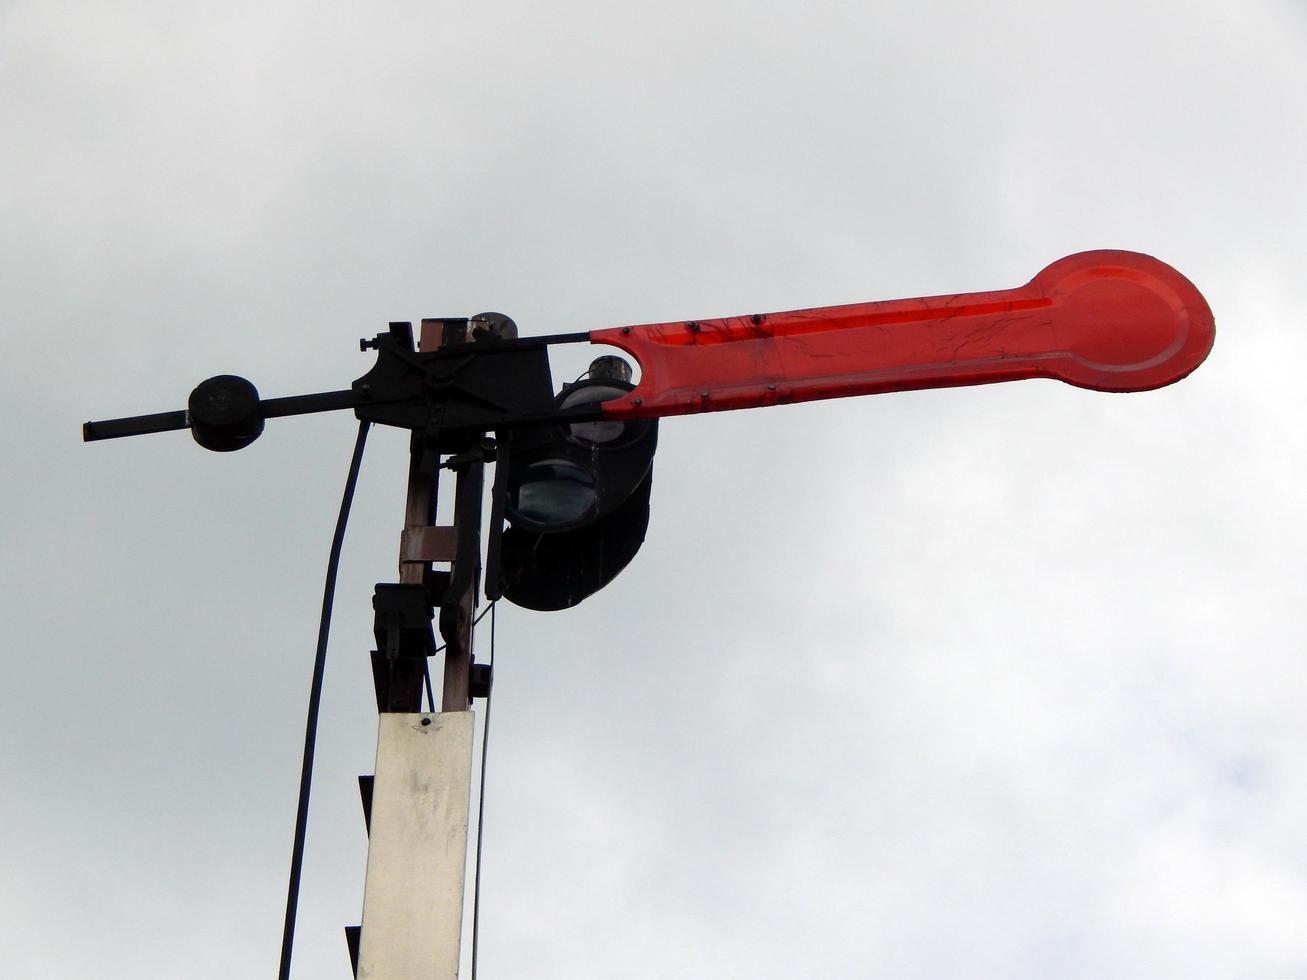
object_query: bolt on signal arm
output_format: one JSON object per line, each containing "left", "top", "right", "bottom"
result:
{"left": 591, "top": 250, "right": 1215, "bottom": 419}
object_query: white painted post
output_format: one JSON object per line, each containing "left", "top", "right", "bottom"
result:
{"left": 357, "top": 711, "right": 476, "bottom": 979}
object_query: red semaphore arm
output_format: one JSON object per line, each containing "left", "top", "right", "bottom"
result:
{"left": 590, "top": 250, "right": 1214, "bottom": 420}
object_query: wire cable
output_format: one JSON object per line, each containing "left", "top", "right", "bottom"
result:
{"left": 470, "top": 601, "right": 497, "bottom": 980}
{"left": 475, "top": 602, "right": 497, "bottom": 629}
{"left": 277, "top": 420, "right": 371, "bottom": 980}
{"left": 430, "top": 601, "right": 497, "bottom": 658}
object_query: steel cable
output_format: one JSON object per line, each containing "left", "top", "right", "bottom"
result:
{"left": 277, "top": 420, "right": 370, "bottom": 980}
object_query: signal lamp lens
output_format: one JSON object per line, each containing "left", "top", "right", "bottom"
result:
{"left": 560, "top": 382, "right": 632, "bottom": 445}
{"left": 510, "top": 459, "right": 597, "bottom": 529}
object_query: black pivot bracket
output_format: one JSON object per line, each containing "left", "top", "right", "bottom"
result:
{"left": 82, "top": 321, "right": 595, "bottom": 448}
{"left": 369, "top": 583, "right": 436, "bottom": 713}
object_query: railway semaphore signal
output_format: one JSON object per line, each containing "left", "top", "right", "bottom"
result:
{"left": 85, "top": 249, "right": 1214, "bottom": 978}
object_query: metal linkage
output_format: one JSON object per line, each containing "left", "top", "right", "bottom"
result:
{"left": 82, "top": 323, "right": 591, "bottom": 447}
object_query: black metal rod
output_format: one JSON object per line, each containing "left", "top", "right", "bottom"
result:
{"left": 258, "top": 389, "right": 361, "bottom": 419}
{"left": 83, "top": 389, "right": 361, "bottom": 444}
{"left": 82, "top": 410, "right": 190, "bottom": 442}
{"left": 437, "top": 330, "right": 591, "bottom": 350}
{"left": 516, "top": 330, "right": 591, "bottom": 346}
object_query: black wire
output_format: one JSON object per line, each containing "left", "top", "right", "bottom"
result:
{"left": 429, "top": 601, "right": 497, "bottom": 658}
{"left": 278, "top": 420, "right": 370, "bottom": 980}
{"left": 473, "top": 602, "right": 497, "bottom": 631}
{"left": 470, "top": 601, "right": 496, "bottom": 980}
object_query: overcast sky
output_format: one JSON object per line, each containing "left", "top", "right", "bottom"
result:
{"left": 4, "top": 0, "right": 1307, "bottom": 977}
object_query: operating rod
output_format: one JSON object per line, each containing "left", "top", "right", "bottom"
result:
{"left": 83, "top": 388, "right": 360, "bottom": 442}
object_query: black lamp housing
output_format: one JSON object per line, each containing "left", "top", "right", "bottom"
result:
{"left": 496, "top": 367, "right": 658, "bottom": 611}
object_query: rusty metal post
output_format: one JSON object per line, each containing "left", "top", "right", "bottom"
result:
{"left": 440, "top": 456, "right": 481, "bottom": 711}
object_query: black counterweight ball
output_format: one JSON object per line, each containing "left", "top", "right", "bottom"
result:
{"left": 188, "top": 375, "right": 264, "bottom": 452}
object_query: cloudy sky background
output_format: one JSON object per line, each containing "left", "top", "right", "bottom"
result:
{"left": 4, "top": 0, "right": 1306, "bottom": 976}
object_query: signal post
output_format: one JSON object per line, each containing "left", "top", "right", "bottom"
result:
{"left": 351, "top": 317, "right": 485, "bottom": 979}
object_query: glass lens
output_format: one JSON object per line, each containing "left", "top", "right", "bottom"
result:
{"left": 511, "top": 459, "right": 597, "bottom": 528}
{"left": 560, "top": 383, "right": 630, "bottom": 445}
